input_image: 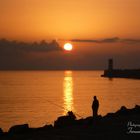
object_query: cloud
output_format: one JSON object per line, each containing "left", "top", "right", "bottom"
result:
{"left": 0, "top": 39, "right": 62, "bottom": 70}
{"left": 0, "top": 39, "right": 62, "bottom": 55}
{"left": 101, "top": 37, "right": 120, "bottom": 43}
{"left": 70, "top": 39, "right": 99, "bottom": 43}
{"left": 71, "top": 37, "right": 140, "bottom": 44}
{"left": 122, "top": 39, "right": 140, "bottom": 44}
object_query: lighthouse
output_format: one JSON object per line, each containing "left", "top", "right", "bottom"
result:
{"left": 108, "top": 59, "right": 113, "bottom": 71}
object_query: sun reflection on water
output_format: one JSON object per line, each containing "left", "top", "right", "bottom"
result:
{"left": 63, "top": 71, "right": 74, "bottom": 115}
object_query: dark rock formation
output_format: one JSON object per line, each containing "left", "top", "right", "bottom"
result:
{"left": 0, "top": 128, "right": 3, "bottom": 135}
{"left": 0, "top": 105, "right": 140, "bottom": 140}
{"left": 8, "top": 124, "right": 29, "bottom": 134}
{"left": 54, "top": 111, "right": 76, "bottom": 128}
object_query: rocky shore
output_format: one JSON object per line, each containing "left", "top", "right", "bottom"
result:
{"left": 0, "top": 105, "right": 140, "bottom": 140}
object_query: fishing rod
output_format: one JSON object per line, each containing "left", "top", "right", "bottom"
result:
{"left": 45, "top": 99, "right": 83, "bottom": 118}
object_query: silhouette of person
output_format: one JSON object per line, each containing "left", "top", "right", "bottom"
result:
{"left": 92, "top": 96, "right": 99, "bottom": 117}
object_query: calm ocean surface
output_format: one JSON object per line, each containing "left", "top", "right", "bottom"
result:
{"left": 0, "top": 71, "right": 140, "bottom": 131}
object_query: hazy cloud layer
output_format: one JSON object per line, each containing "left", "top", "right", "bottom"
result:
{"left": 0, "top": 39, "right": 62, "bottom": 70}
{"left": 0, "top": 39, "right": 62, "bottom": 54}
{"left": 71, "top": 37, "right": 140, "bottom": 44}
{"left": 0, "top": 38, "right": 140, "bottom": 70}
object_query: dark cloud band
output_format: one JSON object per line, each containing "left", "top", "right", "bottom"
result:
{"left": 71, "top": 37, "right": 140, "bottom": 44}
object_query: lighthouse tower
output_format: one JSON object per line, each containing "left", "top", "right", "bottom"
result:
{"left": 108, "top": 59, "right": 113, "bottom": 71}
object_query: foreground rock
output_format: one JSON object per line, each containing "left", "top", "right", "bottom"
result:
{"left": 0, "top": 105, "right": 140, "bottom": 140}
{"left": 8, "top": 124, "right": 29, "bottom": 134}
{"left": 0, "top": 128, "right": 3, "bottom": 136}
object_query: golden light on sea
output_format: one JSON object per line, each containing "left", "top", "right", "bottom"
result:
{"left": 63, "top": 71, "right": 74, "bottom": 115}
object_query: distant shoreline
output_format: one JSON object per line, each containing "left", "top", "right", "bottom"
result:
{"left": 0, "top": 69, "right": 103, "bottom": 71}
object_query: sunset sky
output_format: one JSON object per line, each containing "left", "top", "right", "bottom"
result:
{"left": 0, "top": 0, "right": 140, "bottom": 69}
{"left": 0, "top": 0, "right": 140, "bottom": 40}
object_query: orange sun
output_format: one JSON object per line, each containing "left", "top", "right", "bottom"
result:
{"left": 64, "top": 43, "right": 73, "bottom": 51}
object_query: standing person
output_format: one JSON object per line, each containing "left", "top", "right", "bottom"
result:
{"left": 92, "top": 96, "right": 99, "bottom": 117}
